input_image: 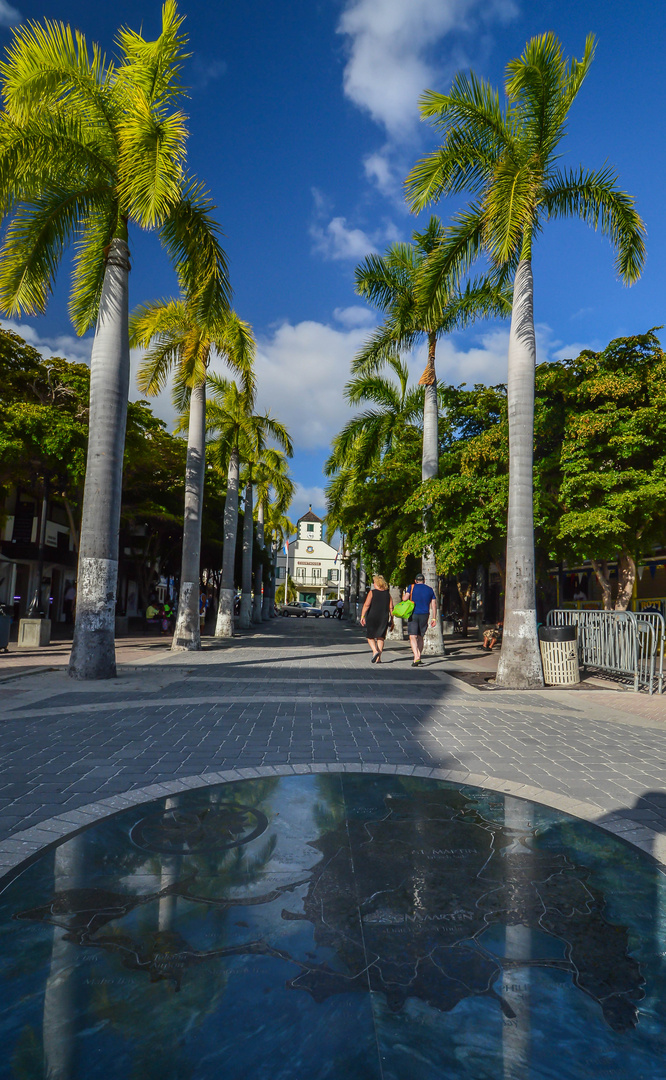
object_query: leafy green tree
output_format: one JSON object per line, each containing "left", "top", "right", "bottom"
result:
{"left": 406, "top": 32, "right": 645, "bottom": 686}
{"left": 0, "top": 2, "right": 229, "bottom": 677}
{"left": 131, "top": 298, "right": 254, "bottom": 650}
{"left": 547, "top": 331, "right": 666, "bottom": 609}
{"left": 0, "top": 330, "right": 89, "bottom": 529}
{"left": 354, "top": 218, "right": 509, "bottom": 653}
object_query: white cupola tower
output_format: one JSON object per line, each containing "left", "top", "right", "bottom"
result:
{"left": 297, "top": 506, "right": 323, "bottom": 541}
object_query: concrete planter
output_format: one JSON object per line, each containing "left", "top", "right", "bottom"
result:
{"left": 18, "top": 618, "right": 51, "bottom": 648}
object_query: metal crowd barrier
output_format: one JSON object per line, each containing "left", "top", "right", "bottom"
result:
{"left": 547, "top": 608, "right": 664, "bottom": 695}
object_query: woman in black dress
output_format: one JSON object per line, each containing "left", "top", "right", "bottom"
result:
{"left": 360, "top": 575, "right": 393, "bottom": 663}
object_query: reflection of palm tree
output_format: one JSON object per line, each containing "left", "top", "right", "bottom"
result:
{"left": 85, "top": 780, "right": 282, "bottom": 1077}
{"left": 312, "top": 775, "right": 346, "bottom": 836}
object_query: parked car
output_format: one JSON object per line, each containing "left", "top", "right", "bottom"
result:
{"left": 321, "top": 600, "right": 341, "bottom": 618}
{"left": 281, "top": 601, "right": 322, "bottom": 618}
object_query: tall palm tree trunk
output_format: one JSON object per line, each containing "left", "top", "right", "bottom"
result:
{"left": 420, "top": 332, "right": 445, "bottom": 656}
{"left": 215, "top": 446, "right": 239, "bottom": 638}
{"left": 252, "top": 502, "right": 264, "bottom": 623}
{"left": 496, "top": 260, "right": 544, "bottom": 688}
{"left": 262, "top": 538, "right": 274, "bottom": 620}
{"left": 69, "top": 238, "right": 131, "bottom": 680}
{"left": 172, "top": 380, "right": 206, "bottom": 651}
{"left": 239, "top": 483, "right": 254, "bottom": 629}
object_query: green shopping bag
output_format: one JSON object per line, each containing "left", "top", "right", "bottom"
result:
{"left": 393, "top": 585, "right": 414, "bottom": 619}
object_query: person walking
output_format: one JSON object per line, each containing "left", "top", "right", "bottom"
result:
{"left": 335, "top": 597, "right": 344, "bottom": 620}
{"left": 360, "top": 575, "right": 393, "bottom": 663}
{"left": 404, "top": 573, "right": 437, "bottom": 667}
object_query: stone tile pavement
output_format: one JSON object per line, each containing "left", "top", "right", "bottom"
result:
{"left": 2, "top": 616, "right": 666, "bottom": 880}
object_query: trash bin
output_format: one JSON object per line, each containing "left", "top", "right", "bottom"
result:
{"left": 0, "top": 613, "right": 12, "bottom": 652}
{"left": 539, "top": 624, "right": 580, "bottom": 686}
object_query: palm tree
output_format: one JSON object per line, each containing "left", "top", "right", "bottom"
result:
{"left": 130, "top": 300, "right": 254, "bottom": 650}
{"left": 326, "top": 357, "right": 424, "bottom": 479}
{"left": 405, "top": 33, "right": 645, "bottom": 686}
{"left": 206, "top": 377, "right": 291, "bottom": 636}
{"left": 253, "top": 451, "right": 294, "bottom": 622}
{"left": 0, "top": 3, "right": 230, "bottom": 679}
{"left": 354, "top": 224, "right": 509, "bottom": 654}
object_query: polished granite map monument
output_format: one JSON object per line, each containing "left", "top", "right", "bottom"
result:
{"left": 1, "top": 774, "right": 665, "bottom": 1078}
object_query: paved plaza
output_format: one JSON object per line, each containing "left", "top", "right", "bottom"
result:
{"left": 2, "top": 617, "right": 666, "bottom": 880}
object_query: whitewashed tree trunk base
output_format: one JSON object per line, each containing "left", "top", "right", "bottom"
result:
{"left": 422, "top": 547, "right": 444, "bottom": 656}
{"left": 239, "top": 593, "right": 252, "bottom": 629}
{"left": 215, "top": 589, "right": 234, "bottom": 638}
{"left": 68, "top": 238, "right": 130, "bottom": 681}
{"left": 68, "top": 557, "right": 118, "bottom": 680}
{"left": 172, "top": 581, "right": 201, "bottom": 651}
{"left": 496, "top": 609, "right": 543, "bottom": 688}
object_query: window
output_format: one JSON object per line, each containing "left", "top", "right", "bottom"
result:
{"left": 312, "top": 568, "right": 320, "bottom": 580}
{"left": 296, "top": 567, "right": 305, "bottom": 580}
{"left": 329, "top": 569, "right": 340, "bottom": 582}
{"left": 307, "top": 523, "right": 314, "bottom": 533}
{"left": 276, "top": 566, "right": 285, "bottom": 579}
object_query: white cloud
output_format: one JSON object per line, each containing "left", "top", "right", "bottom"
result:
{"left": 249, "top": 318, "right": 372, "bottom": 449}
{"left": 310, "top": 215, "right": 377, "bottom": 261}
{"left": 363, "top": 144, "right": 409, "bottom": 202}
{"left": 309, "top": 189, "right": 402, "bottom": 261}
{"left": 290, "top": 483, "right": 327, "bottom": 523}
{"left": 333, "top": 305, "right": 375, "bottom": 328}
{"left": 0, "top": 0, "right": 21, "bottom": 27}
{"left": 337, "top": 0, "right": 516, "bottom": 140}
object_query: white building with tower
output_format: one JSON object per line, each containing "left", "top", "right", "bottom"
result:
{"left": 276, "top": 506, "right": 345, "bottom": 606}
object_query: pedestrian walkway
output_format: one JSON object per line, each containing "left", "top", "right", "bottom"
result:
{"left": 2, "top": 616, "right": 666, "bottom": 881}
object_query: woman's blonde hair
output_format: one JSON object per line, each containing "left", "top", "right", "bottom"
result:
{"left": 373, "top": 575, "right": 389, "bottom": 590}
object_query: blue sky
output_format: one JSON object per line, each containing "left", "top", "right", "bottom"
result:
{"left": 3, "top": 0, "right": 666, "bottom": 523}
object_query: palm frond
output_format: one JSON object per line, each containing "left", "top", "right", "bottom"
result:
{"left": 543, "top": 165, "right": 646, "bottom": 283}
{"left": 0, "top": 183, "right": 106, "bottom": 317}
{"left": 483, "top": 157, "right": 538, "bottom": 263}
{"left": 69, "top": 196, "right": 118, "bottom": 333}
{"left": 159, "top": 177, "right": 231, "bottom": 318}
{"left": 117, "top": 99, "right": 187, "bottom": 226}
{"left": 115, "top": 0, "right": 188, "bottom": 110}
{"left": 0, "top": 18, "right": 115, "bottom": 128}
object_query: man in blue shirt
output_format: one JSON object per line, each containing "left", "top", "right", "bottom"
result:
{"left": 403, "top": 573, "right": 437, "bottom": 667}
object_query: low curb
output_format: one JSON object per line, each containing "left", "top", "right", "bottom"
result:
{"left": 2, "top": 762, "right": 664, "bottom": 887}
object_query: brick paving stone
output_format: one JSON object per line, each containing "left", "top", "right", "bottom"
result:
{"left": 3, "top": 617, "right": 666, "bottom": 869}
